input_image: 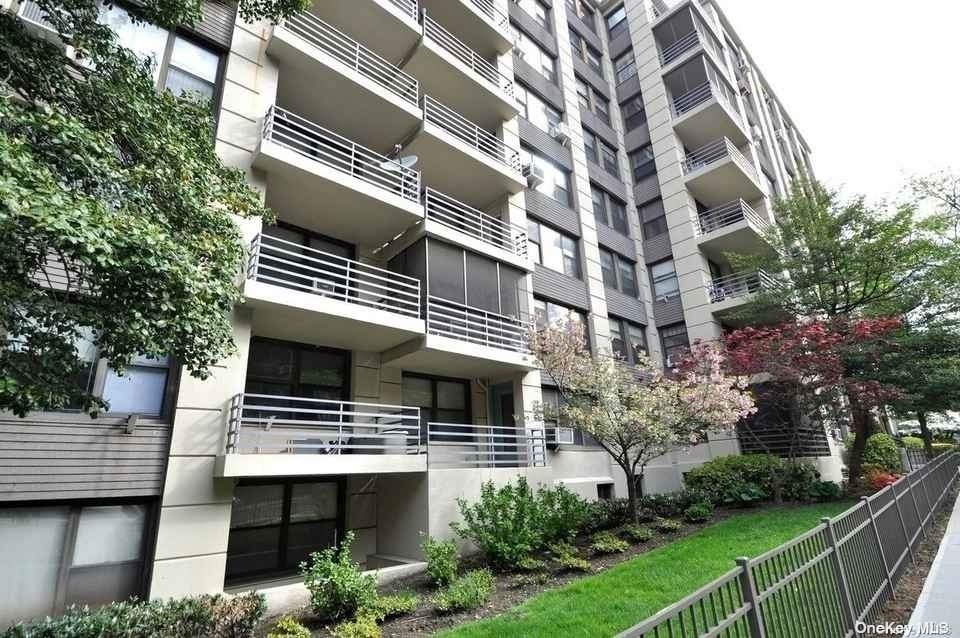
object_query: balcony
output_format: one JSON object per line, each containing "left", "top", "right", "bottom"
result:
{"left": 708, "top": 270, "right": 779, "bottom": 316}
{"left": 671, "top": 80, "right": 749, "bottom": 148}
{"left": 681, "top": 138, "right": 763, "bottom": 207}
{"left": 403, "top": 13, "right": 518, "bottom": 129}
{"left": 405, "top": 96, "right": 525, "bottom": 209}
{"left": 242, "top": 233, "right": 425, "bottom": 351}
{"left": 696, "top": 199, "right": 772, "bottom": 258}
{"left": 383, "top": 296, "right": 536, "bottom": 377}
{"left": 308, "top": 0, "right": 421, "bottom": 61}
{"left": 423, "top": 188, "right": 530, "bottom": 270}
{"left": 255, "top": 106, "right": 424, "bottom": 246}
{"left": 215, "top": 394, "right": 426, "bottom": 477}
{"left": 268, "top": 12, "right": 422, "bottom": 147}
{"left": 419, "top": 0, "right": 513, "bottom": 58}
{"left": 427, "top": 423, "right": 547, "bottom": 468}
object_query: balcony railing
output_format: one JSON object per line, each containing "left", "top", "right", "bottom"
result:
{"left": 388, "top": 0, "right": 419, "bottom": 20}
{"left": 427, "top": 423, "right": 546, "bottom": 468}
{"left": 697, "top": 199, "right": 767, "bottom": 236}
{"left": 17, "top": 0, "right": 57, "bottom": 31}
{"left": 708, "top": 270, "right": 778, "bottom": 303}
{"left": 681, "top": 137, "right": 758, "bottom": 181}
{"left": 651, "top": 0, "right": 671, "bottom": 18}
{"left": 468, "top": 0, "right": 509, "bottom": 30}
{"left": 262, "top": 105, "right": 421, "bottom": 202}
{"left": 247, "top": 233, "right": 422, "bottom": 318}
{"left": 279, "top": 12, "right": 419, "bottom": 106}
{"left": 225, "top": 393, "right": 422, "bottom": 455}
{"left": 423, "top": 96, "right": 521, "bottom": 172}
{"left": 424, "top": 188, "right": 528, "bottom": 258}
{"left": 671, "top": 80, "right": 739, "bottom": 121}
{"left": 422, "top": 13, "right": 514, "bottom": 99}
{"left": 659, "top": 30, "right": 699, "bottom": 66}
{"left": 427, "top": 295, "right": 531, "bottom": 353}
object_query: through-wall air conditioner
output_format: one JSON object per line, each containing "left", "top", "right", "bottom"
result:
{"left": 547, "top": 426, "right": 575, "bottom": 448}
{"left": 548, "top": 122, "right": 571, "bottom": 146}
{"left": 523, "top": 163, "right": 545, "bottom": 187}
{"left": 738, "top": 79, "right": 751, "bottom": 97}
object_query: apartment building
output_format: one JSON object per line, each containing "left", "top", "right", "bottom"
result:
{"left": 0, "top": 0, "right": 822, "bottom": 624}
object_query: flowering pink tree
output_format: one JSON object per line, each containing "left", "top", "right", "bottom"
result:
{"left": 529, "top": 323, "right": 755, "bottom": 522}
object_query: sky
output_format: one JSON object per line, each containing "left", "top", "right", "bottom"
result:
{"left": 715, "top": 0, "right": 960, "bottom": 203}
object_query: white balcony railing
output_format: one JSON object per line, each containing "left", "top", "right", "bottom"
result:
{"left": 423, "top": 96, "right": 521, "bottom": 172}
{"left": 262, "top": 105, "right": 421, "bottom": 202}
{"left": 225, "top": 393, "right": 422, "bottom": 455}
{"left": 659, "top": 30, "right": 699, "bottom": 65}
{"left": 671, "top": 80, "right": 739, "bottom": 121}
{"left": 468, "top": 0, "right": 509, "bottom": 30}
{"left": 279, "top": 12, "right": 419, "bottom": 106}
{"left": 697, "top": 199, "right": 768, "bottom": 236}
{"left": 424, "top": 188, "right": 528, "bottom": 258}
{"left": 651, "top": 0, "right": 671, "bottom": 18}
{"left": 388, "top": 0, "right": 419, "bottom": 20}
{"left": 247, "top": 233, "right": 422, "bottom": 318}
{"left": 17, "top": 0, "right": 57, "bottom": 31}
{"left": 427, "top": 423, "right": 547, "bottom": 468}
{"left": 708, "top": 270, "right": 778, "bottom": 303}
{"left": 681, "top": 137, "right": 758, "bottom": 181}
{"left": 422, "top": 13, "right": 514, "bottom": 99}
{"left": 427, "top": 295, "right": 531, "bottom": 353}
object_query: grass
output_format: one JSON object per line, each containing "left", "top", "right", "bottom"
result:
{"left": 438, "top": 502, "right": 853, "bottom": 638}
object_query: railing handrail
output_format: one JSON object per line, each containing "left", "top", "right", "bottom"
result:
{"left": 696, "top": 199, "right": 767, "bottom": 235}
{"left": 424, "top": 188, "right": 528, "bottom": 257}
{"left": 262, "top": 105, "right": 421, "bottom": 202}
{"left": 468, "top": 0, "right": 509, "bottom": 29}
{"left": 279, "top": 12, "right": 419, "bottom": 106}
{"left": 422, "top": 95, "right": 521, "bottom": 172}
{"left": 426, "top": 421, "right": 547, "bottom": 468}
{"left": 387, "top": 0, "right": 418, "bottom": 20}
{"left": 709, "top": 269, "right": 776, "bottom": 291}
{"left": 659, "top": 30, "right": 699, "bottom": 66}
{"left": 421, "top": 12, "right": 514, "bottom": 98}
{"left": 427, "top": 294, "right": 532, "bottom": 353}
{"left": 681, "top": 137, "right": 757, "bottom": 180}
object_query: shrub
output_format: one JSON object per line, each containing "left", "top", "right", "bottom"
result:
{"left": 864, "top": 469, "right": 899, "bottom": 491}
{"left": 583, "top": 498, "right": 631, "bottom": 532}
{"left": 620, "top": 525, "right": 653, "bottom": 543}
{"left": 537, "top": 483, "right": 589, "bottom": 544}
{"left": 451, "top": 478, "right": 542, "bottom": 570}
{"left": 639, "top": 491, "right": 707, "bottom": 518}
{"left": 431, "top": 570, "right": 494, "bottom": 614}
{"left": 365, "top": 593, "right": 419, "bottom": 622}
{"left": 590, "top": 531, "right": 629, "bottom": 554}
{"left": 267, "top": 617, "right": 311, "bottom": 638}
{"left": 781, "top": 463, "right": 820, "bottom": 502}
{"left": 301, "top": 531, "right": 377, "bottom": 621}
{"left": 932, "top": 442, "right": 955, "bottom": 455}
{"left": 902, "top": 436, "right": 925, "bottom": 450}
{"left": 517, "top": 556, "right": 547, "bottom": 572}
{"left": 209, "top": 593, "right": 267, "bottom": 638}
{"left": 549, "top": 542, "right": 590, "bottom": 572}
{"left": 421, "top": 535, "right": 459, "bottom": 587}
{"left": 654, "top": 518, "right": 682, "bottom": 533}
{"left": 862, "top": 433, "right": 903, "bottom": 473}
{"left": 635, "top": 507, "right": 657, "bottom": 523}
{"left": 809, "top": 480, "right": 843, "bottom": 502}
{"left": 684, "top": 454, "right": 783, "bottom": 506}
{"left": 683, "top": 502, "right": 715, "bottom": 523}
{"left": 330, "top": 614, "right": 380, "bottom": 638}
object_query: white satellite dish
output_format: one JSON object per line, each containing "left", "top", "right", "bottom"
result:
{"left": 380, "top": 155, "right": 419, "bottom": 171}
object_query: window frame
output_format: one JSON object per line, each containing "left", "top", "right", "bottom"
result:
{"left": 566, "top": 0, "right": 597, "bottom": 31}
{"left": 516, "top": 0, "right": 552, "bottom": 32}
{"left": 621, "top": 93, "right": 647, "bottom": 131}
{"left": 515, "top": 82, "right": 563, "bottom": 134}
{"left": 613, "top": 50, "right": 637, "bottom": 85}
{"left": 521, "top": 146, "right": 572, "bottom": 206}
{"left": 575, "top": 77, "right": 611, "bottom": 124}
{"left": 513, "top": 28, "right": 557, "bottom": 83}
{"left": 629, "top": 144, "right": 657, "bottom": 182}
{"left": 605, "top": 4, "right": 627, "bottom": 39}
{"left": 660, "top": 322, "right": 690, "bottom": 367}
{"left": 569, "top": 28, "right": 603, "bottom": 76}
{"left": 599, "top": 248, "right": 639, "bottom": 297}
{"left": 591, "top": 185, "right": 629, "bottom": 235}
{"left": 527, "top": 219, "right": 581, "bottom": 279}
{"left": 650, "top": 259, "right": 680, "bottom": 302}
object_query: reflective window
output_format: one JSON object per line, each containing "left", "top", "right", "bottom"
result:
{"left": 565, "top": 0, "right": 596, "bottom": 31}
{"left": 521, "top": 147, "right": 572, "bottom": 205}
{"left": 515, "top": 83, "right": 562, "bottom": 133}
{"left": 528, "top": 219, "right": 580, "bottom": 278}
{"left": 611, "top": 317, "right": 647, "bottom": 364}
{"left": 514, "top": 29, "right": 556, "bottom": 83}
{"left": 582, "top": 129, "right": 619, "bottom": 177}
{"left": 621, "top": 93, "right": 647, "bottom": 131}
{"left": 606, "top": 5, "right": 627, "bottom": 39}
{"left": 630, "top": 144, "right": 657, "bottom": 182}
{"left": 591, "top": 186, "right": 629, "bottom": 234}
{"left": 599, "top": 249, "right": 638, "bottom": 296}
{"left": 517, "top": 0, "right": 551, "bottom": 31}
{"left": 569, "top": 28, "right": 603, "bottom": 75}
{"left": 660, "top": 323, "right": 690, "bottom": 366}
{"left": 639, "top": 198, "right": 667, "bottom": 239}
{"left": 651, "top": 260, "right": 680, "bottom": 301}
{"left": 575, "top": 77, "right": 610, "bottom": 124}
{"left": 614, "top": 50, "right": 637, "bottom": 84}
{"left": 534, "top": 298, "right": 587, "bottom": 334}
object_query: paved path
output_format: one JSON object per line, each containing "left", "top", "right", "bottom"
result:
{"left": 908, "top": 488, "right": 960, "bottom": 637}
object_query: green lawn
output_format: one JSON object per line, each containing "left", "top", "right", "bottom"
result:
{"left": 439, "top": 502, "right": 852, "bottom": 638}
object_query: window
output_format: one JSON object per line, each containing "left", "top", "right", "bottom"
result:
{"left": 245, "top": 338, "right": 350, "bottom": 401}
{"left": 621, "top": 94, "right": 647, "bottom": 131}
{"left": 516, "top": 0, "right": 551, "bottom": 31}
{"left": 542, "top": 386, "right": 597, "bottom": 446}
{"left": 521, "top": 147, "right": 572, "bottom": 205}
{"left": 514, "top": 29, "right": 556, "bottom": 83}
{"left": 403, "top": 373, "right": 471, "bottom": 442}
{"left": 515, "top": 83, "right": 562, "bottom": 134}
{"left": 629, "top": 144, "right": 657, "bottom": 182}
{"left": 100, "top": 4, "right": 222, "bottom": 102}
{"left": 527, "top": 220, "right": 581, "bottom": 278}
{"left": 591, "top": 186, "right": 629, "bottom": 234}
{"left": 605, "top": 4, "right": 627, "bottom": 39}
{"left": 566, "top": 0, "right": 596, "bottom": 31}
{"left": 613, "top": 50, "right": 637, "bottom": 84}
{"left": 569, "top": 28, "right": 603, "bottom": 75}
{"left": 651, "top": 260, "right": 680, "bottom": 301}
{"left": 660, "top": 323, "right": 690, "bottom": 367}
{"left": 599, "top": 249, "right": 638, "bottom": 296}
{"left": 639, "top": 198, "right": 667, "bottom": 239}
{"left": 534, "top": 298, "right": 587, "bottom": 333}
{"left": 609, "top": 317, "right": 647, "bottom": 364}
{"left": 575, "top": 78, "right": 610, "bottom": 124}
{"left": 582, "top": 129, "right": 619, "bottom": 177}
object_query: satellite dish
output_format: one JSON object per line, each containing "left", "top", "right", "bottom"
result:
{"left": 380, "top": 155, "right": 418, "bottom": 171}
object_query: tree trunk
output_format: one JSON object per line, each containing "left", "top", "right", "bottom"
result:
{"left": 917, "top": 411, "right": 934, "bottom": 457}
{"left": 847, "top": 402, "right": 875, "bottom": 485}
{"left": 625, "top": 469, "right": 640, "bottom": 524}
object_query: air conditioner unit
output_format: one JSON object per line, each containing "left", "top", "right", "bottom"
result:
{"left": 775, "top": 129, "right": 785, "bottom": 142}
{"left": 523, "top": 163, "right": 545, "bottom": 187}
{"left": 548, "top": 122, "right": 571, "bottom": 146}
{"left": 738, "top": 79, "right": 751, "bottom": 96}
{"left": 546, "top": 426, "right": 575, "bottom": 448}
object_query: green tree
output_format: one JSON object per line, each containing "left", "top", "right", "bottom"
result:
{"left": 0, "top": 0, "right": 307, "bottom": 415}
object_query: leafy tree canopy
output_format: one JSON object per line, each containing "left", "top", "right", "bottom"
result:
{"left": 0, "top": 0, "right": 307, "bottom": 416}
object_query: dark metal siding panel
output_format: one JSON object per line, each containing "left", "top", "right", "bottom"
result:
{"left": 597, "top": 224, "right": 636, "bottom": 258}
{"left": 581, "top": 109, "right": 619, "bottom": 148}
{"left": 0, "top": 417, "right": 170, "bottom": 501}
{"left": 643, "top": 233, "right": 673, "bottom": 264}
{"left": 608, "top": 31, "right": 632, "bottom": 59}
{"left": 572, "top": 56, "right": 610, "bottom": 98}
{"left": 525, "top": 190, "right": 581, "bottom": 237}
{"left": 634, "top": 173, "right": 661, "bottom": 204}
{"left": 532, "top": 265, "right": 590, "bottom": 310}
{"left": 519, "top": 118, "right": 573, "bottom": 170}
{"left": 192, "top": 0, "right": 236, "bottom": 49}
{"left": 623, "top": 123, "right": 651, "bottom": 152}
{"left": 606, "top": 288, "right": 647, "bottom": 324}
{"left": 615, "top": 74, "right": 642, "bottom": 102}
{"left": 513, "top": 55, "right": 565, "bottom": 111}
{"left": 567, "top": 14, "right": 602, "bottom": 51}
{"left": 509, "top": 8, "right": 558, "bottom": 56}
{"left": 587, "top": 162, "right": 628, "bottom": 201}
{"left": 653, "top": 295, "right": 685, "bottom": 326}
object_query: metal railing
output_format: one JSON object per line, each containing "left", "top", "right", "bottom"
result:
{"left": 423, "top": 96, "right": 521, "bottom": 172}
{"left": 697, "top": 199, "right": 767, "bottom": 236}
{"left": 659, "top": 30, "right": 699, "bottom": 66}
{"left": 681, "top": 137, "right": 758, "bottom": 182}
{"left": 278, "top": 12, "right": 419, "bottom": 106}
{"left": 225, "top": 393, "right": 422, "bottom": 455}
{"left": 262, "top": 105, "right": 421, "bottom": 202}
{"left": 387, "top": 0, "right": 418, "bottom": 20}
{"left": 247, "top": 233, "right": 422, "bottom": 318}
{"left": 708, "top": 270, "right": 778, "bottom": 303}
{"left": 422, "top": 12, "right": 514, "bottom": 99}
{"left": 17, "top": 0, "right": 56, "bottom": 31}
{"left": 424, "top": 188, "right": 528, "bottom": 258}
{"left": 651, "top": 0, "right": 671, "bottom": 18}
{"left": 468, "top": 0, "right": 509, "bottom": 30}
{"left": 671, "top": 80, "right": 740, "bottom": 121}
{"left": 427, "top": 423, "right": 547, "bottom": 468}
{"left": 617, "top": 450, "right": 960, "bottom": 638}
{"left": 427, "top": 295, "right": 531, "bottom": 353}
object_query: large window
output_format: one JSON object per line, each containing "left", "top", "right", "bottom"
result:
{"left": 527, "top": 220, "right": 581, "bottom": 278}
{"left": 513, "top": 28, "right": 556, "bottom": 83}
{"left": 660, "top": 323, "right": 690, "bottom": 367}
{"left": 541, "top": 386, "right": 597, "bottom": 446}
{"left": 566, "top": 0, "right": 596, "bottom": 31}
{"left": 599, "top": 249, "right": 638, "bottom": 297}
{"left": 609, "top": 317, "right": 648, "bottom": 364}
{"left": 521, "top": 147, "right": 572, "bottom": 205}
{"left": 629, "top": 144, "right": 657, "bottom": 182}
{"left": 569, "top": 28, "right": 603, "bottom": 75}
{"left": 403, "top": 373, "right": 471, "bottom": 442}
{"left": 583, "top": 128, "right": 619, "bottom": 177}
{"left": 651, "top": 260, "right": 680, "bottom": 301}
{"left": 575, "top": 77, "right": 610, "bottom": 124}
{"left": 516, "top": 0, "right": 551, "bottom": 31}
{"left": 613, "top": 50, "right": 637, "bottom": 85}
{"left": 0, "top": 503, "right": 152, "bottom": 626}
{"left": 639, "top": 198, "right": 667, "bottom": 239}
{"left": 515, "top": 82, "right": 562, "bottom": 134}
{"left": 605, "top": 4, "right": 627, "bottom": 39}
{"left": 245, "top": 338, "right": 350, "bottom": 401}
{"left": 621, "top": 93, "right": 647, "bottom": 131}
{"left": 591, "top": 186, "right": 629, "bottom": 234}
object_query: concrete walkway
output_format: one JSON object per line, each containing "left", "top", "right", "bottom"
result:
{"left": 908, "top": 489, "right": 960, "bottom": 637}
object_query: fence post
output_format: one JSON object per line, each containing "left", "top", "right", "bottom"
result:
{"left": 862, "top": 496, "right": 896, "bottom": 601}
{"left": 823, "top": 517, "right": 860, "bottom": 638}
{"left": 735, "top": 557, "right": 766, "bottom": 638}
{"left": 907, "top": 472, "right": 927, "bottom": 542}
{"left": 890, "top": 480, "right": 917, "bottom": 566}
